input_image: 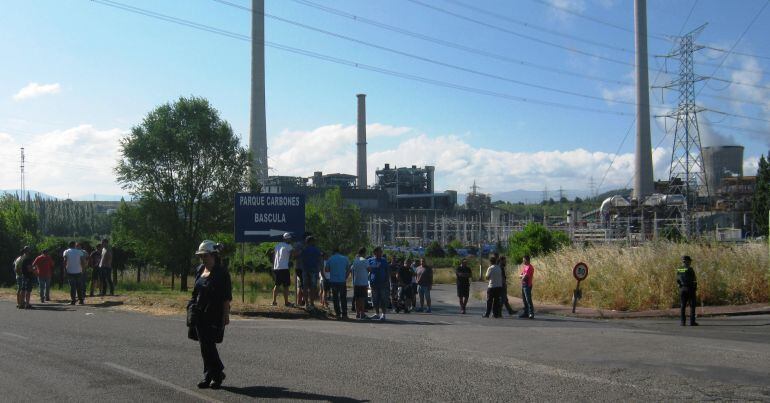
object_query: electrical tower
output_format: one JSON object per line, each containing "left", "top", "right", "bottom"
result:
{"left": 20, "top": 147, "right": 26, "bottom": 198}
{"left": 656, "top": 24, "right": 709, "bottom": 236}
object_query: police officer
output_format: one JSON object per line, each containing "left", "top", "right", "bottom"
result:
{"left": 676, "top": 255, "right": 698, "bottom": 326}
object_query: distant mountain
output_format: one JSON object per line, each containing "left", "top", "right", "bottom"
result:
{"left": 1, "top": 189, "right": 130, "bottom": 202}
{"left": 0, "top": 189, "right": 58, "bottom": 200}
{"left": 71, "top": 194, "right": 131, "bottom": 202}
{"left": 490, "top": 189, "right": 594, "bottom": 204}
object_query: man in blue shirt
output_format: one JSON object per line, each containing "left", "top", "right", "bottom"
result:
{"left": 325, "top": 247, "right": 351, "bottom": 319}
{"left": 368, "top": 246, "right": 390, "bottom": 321}
{"left": 301, "top": 236, "right": 322, "bottom": 311}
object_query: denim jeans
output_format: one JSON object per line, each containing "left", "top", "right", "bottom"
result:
{"left": 330, "top": 282, "right": 347, "bottom": 316}
{"left": 418, "top": 285, "right": 431, "bottom": 307}
{"left": 67, "top": 273, "right": 84, "bottom": 302}
{"left": 372, "top": 285, "right": 390, "bottom": 312}
{"left": 38, "top": 277, "right": 51, "bottom": 301}
{"left": 521, "top": 285, "right": 534, "bottom": 316}
{"left": 99, "top": 267, "right": 114, "bottom": 295}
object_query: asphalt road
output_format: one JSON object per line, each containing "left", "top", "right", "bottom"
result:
{"left": 2, "top": 285, "right": 770, "bottom": 402}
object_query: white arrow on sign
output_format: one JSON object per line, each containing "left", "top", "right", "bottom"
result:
{"left": 243, "top": 229, "right": 288, "bottom": 237}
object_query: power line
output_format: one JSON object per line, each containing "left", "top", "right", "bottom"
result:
{"left": 89, "top": 0, "right": 634, "bottom": 117}
{"left": 527, "top": 0, "right": 668, "bottom": 41}
{"left": 215, "top": 0, "right": 656, "bottom": 109}
{"left": 442, "top": 0, "right": 636, "bottom": 54}
{"left": 290, "top": 0, "right": 630, "bottom": 86}
{"left": 408, "top": 0, "right": 770, "bottom": 92}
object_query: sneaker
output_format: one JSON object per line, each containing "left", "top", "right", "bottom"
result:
{"left": 379, "top": 314, "right": 386, "bottom": 321}
{"left": 426, "top": 308, "right": 432, "bottom": 313}
{"left": 197, "top": 378, "right": 211, "bottom": 389}
{"left": 518, "top": 313, "right": 529, "bottom": 318}
{"left": 482, "top": 314, "right": 489, "bottom": 318}
{"left": 528, "top": 314, "right": 534, "bottom": 319}
{"left": 70, "top": 301, "right": 76, "bottom": 305}
{"left": 271, "top": 301, "right": 277, "bottom": 306}
{"left": 416, "top": 307, "right": 424, "bottom": 312}
{"left": 690, "top": 322, "right": 699, "bottom": 326}
{"left": 78, "top": 300, "right": 84, "bottom": 305}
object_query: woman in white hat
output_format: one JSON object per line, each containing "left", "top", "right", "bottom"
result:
{"left": 189, "top": 240, "right": 232, "bottom": 389}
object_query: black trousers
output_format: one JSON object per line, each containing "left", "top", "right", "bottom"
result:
{"left": 195, "top": 323, "right": 224, "bottom": 379}
{"left": 679, "top": 288, "right": 696, "bottom": 324}
{"left": 485, "top": 287, "right": 503, "bottom": 317}
{"left": 330, "top": 282, "right": 347, "bottom": 316}
{"left": 501, "top": 284, "right": 515, "bottom": 314}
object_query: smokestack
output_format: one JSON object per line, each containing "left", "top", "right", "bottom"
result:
{"left": 249, "top": 0, "right": 268, "bottom": 189}
{"left": 633, "top": 0, "right": 654, "bottom": 199}
{"left": 357, "top": 94, "right": 367, "bottom": 190}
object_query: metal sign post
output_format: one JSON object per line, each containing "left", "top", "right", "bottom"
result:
{"left": 572, "top": 262, "right": 589, "bottom": 313}
{"left": 234, "top": 193, "right": 306, "bottom": 304}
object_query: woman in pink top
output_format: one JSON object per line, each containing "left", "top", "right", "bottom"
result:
{"left": 519, "top": 255, "right": 535, "bottom": 319}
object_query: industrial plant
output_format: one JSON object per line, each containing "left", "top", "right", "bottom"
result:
{"left": 245, "top": 1, "right": 763, "bottom": 247}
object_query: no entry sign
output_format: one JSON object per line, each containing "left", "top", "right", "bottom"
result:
{"left": 234, "top": 193, "right": 305, "bottom": 243}
{"left": 573, "top": 262, "right": 589, "bottom": 281}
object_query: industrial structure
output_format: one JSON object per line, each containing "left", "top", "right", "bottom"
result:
{"left": 248, "top": 0, "right": 760, "bottom": 247}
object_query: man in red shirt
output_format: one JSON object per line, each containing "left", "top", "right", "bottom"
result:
{"left": 33, "top": 249, "right": 54, "bottom": 303}
{"left": 518, "top": 255, "right": 535, "bottom": 319}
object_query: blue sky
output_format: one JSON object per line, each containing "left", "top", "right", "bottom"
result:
{"left": 1, "top": 0, "right": 768, "bottom": 199}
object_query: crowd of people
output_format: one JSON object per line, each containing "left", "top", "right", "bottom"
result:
{"left": 266, "top": 232, "right": 538, "bottom": 321}
{"left": 12, "top": 239, "right": 114, "bottom": 308}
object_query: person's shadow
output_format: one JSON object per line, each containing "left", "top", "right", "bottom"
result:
{"left": 221, "top": 385, "right": 367, "bottom": 402}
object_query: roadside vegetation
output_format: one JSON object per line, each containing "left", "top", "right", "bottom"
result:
{"left": 518, "top": 241, "right": 769, "bottom": 311}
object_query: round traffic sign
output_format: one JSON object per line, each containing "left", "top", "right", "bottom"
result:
{"left": 573, "top": 262, "right": 589, "bottom": 281}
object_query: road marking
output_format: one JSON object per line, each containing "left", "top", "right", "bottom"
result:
{"left": 104, "top": 362, "right": 222, "bottom": 403}
{"left": 1, "top": 332, "right": 26, "bottom": 340}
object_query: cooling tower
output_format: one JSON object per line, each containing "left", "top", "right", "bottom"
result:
{"left": 702, "top": 145, "right": 744, "bottom": 195}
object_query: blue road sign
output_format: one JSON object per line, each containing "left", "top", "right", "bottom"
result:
{"left": 234, "top": 193, "right": 305, "bottom": 243}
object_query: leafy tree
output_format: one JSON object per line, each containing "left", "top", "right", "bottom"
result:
{"left": 114, "top": 96, "right": 250, "bottom": 291}
{"left": 305, "top": 188, "right": 367, "bottom": 254}
{"left": 425, "top": 240, "right": 445, "bottom": 257}
{"left": 507, "top": 222, "right": 570, "bottom": 263}
{"left": 751, "top": 155, "right": 770, "bottom": 237}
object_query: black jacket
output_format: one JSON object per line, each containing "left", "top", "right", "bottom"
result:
{"left": 190, "top": 264, "right": 232, "bottom": 325}
{"left": 676, "top": 266, "right": 697, "bottom": 290}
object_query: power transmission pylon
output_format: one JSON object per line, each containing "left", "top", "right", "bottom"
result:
{"left": 655, "top": 24, "right": 709, "bottom": 236}
{"left": 20, "top": 147, "right": 26, "bottom": 198}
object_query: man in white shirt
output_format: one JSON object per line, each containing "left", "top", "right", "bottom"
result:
{"left": 63, "top": 241, "right": 86, "bottom": 305}
{"left": 271, "top": 233, "right": 294, "bottom": 307}
{"left": 351, "top": 247, "right": 370, "bottom": 320}
{"left": 483, "top": 256, "right": 503, "bottom": 318}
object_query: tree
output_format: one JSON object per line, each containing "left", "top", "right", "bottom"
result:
{"left": 305, "top": 188, "right": 367, "bottom": 254}
{"left": 115, "top": 96, "right": 250, "bottom": 291}
{"left": 751, "top": 155, "right": 770, "bottom": 237}
{"left": 425, "top": 241, "right": 445, "bottom": 257}
{"left": 507, "top": 222, "right": 570, "bottom": 264}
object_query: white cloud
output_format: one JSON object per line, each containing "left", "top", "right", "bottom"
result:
{"left": 269, "top": 123, "right": 670, "bottom": 193}
{"left": 0, "top": 125, "right": 127, "bottom": 198}
{"left": 546, "top": 0, "right": 586, "bottom": 22}
{"left": 743, "top": 156, "right": 759, "bottom": 176}
{"left": 12, "top": 82, "right": 61, "bottom": 101}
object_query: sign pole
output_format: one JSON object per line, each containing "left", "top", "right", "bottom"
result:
{"left": 241, "top": 243, "right": 245, "bottom": 303}
{"left": 572, "top": 280, "right": 582, "bottom": 313}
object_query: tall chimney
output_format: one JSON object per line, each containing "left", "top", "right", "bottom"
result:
{"left": 356, "top": 94, "right": 367, "bottom": 189}
{"left": 634, "top": 0, "right": 654, "bottom": 199}
{"left": 249, "top": 0, "right": 268, "bottom": 189}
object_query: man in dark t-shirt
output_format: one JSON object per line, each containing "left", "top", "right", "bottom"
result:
{"left": 455, "top": 259, "right": 472, "bottom": 314}
{"left": 397, "top": 259, "right": 415, "bottom": 313}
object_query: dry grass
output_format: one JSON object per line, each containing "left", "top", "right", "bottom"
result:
{"left": 521, "top": 241, "right": 769, "bottom": 311}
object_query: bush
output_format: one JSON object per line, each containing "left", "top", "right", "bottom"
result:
{"left": 507, "top": 223, "right": 570, "bottom": 263}
{"left": 425, "top": 241, "right": 446, "bottom": 257}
